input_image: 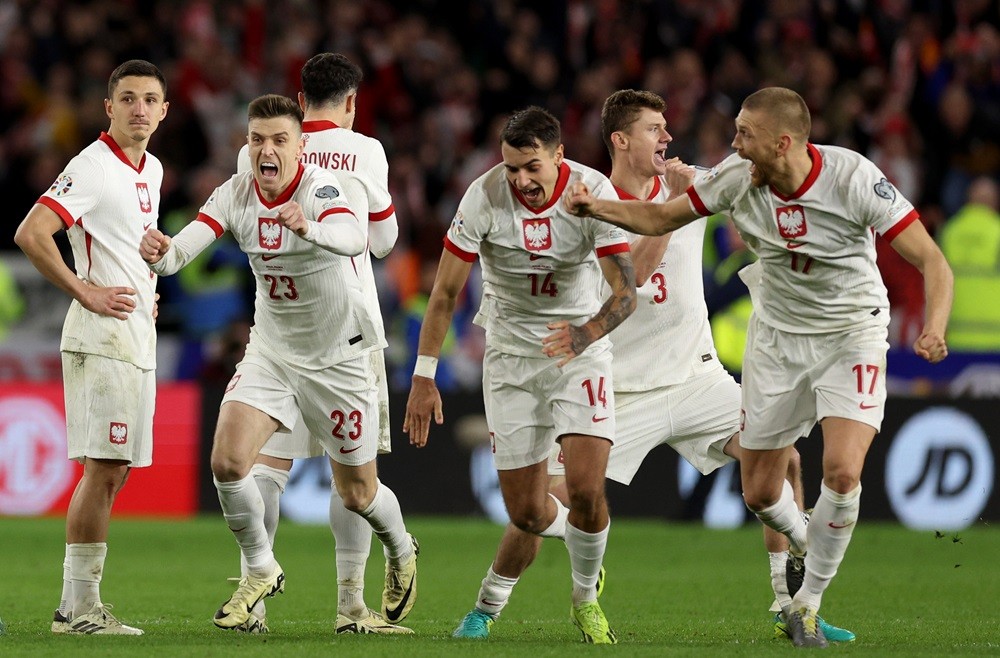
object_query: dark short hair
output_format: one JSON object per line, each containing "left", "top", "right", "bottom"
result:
{"left": 601, "top": 89, "right": 666, "bottom": 157}
{"left": 247, "top": 94, "right": 304, "bottom": 126}
{"left": 107, "top": 60, "right": 166, "bottom": 99}
{"left": 301, "top": 53, "right": 363, "bottom": 108}
{"left": 500, "top": 106, "right": 561, "bottom": 151}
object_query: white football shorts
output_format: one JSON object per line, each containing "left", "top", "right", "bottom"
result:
{"left": 222, "top": 343, "right": 379, "bottom": 466}
{"left": 259, "top": 349, "right": 392, "bottom": 460}
{"left": 483, "top": 343, "right": 615, "bottom": 471}
{"left": 739, "top": 315, "right": 889, "bottom": 450}
{"left": 62, "top": 351, "right": 155, "bottom": 467}
{"left": 549, "top": 362, "right": 740, "bottom": 482}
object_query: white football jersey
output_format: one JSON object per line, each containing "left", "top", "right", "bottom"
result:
{"left": 238, "top": 121, "right": 396, "bottom": 349}
{"left": 606, "top": 176, "right": 716, "bottom": 390}
{"left": 688, "top": 144, "right": 918, "bottom": 334}
{"left": 196, "top": 164, "right": 377, "bottom": 369}
{"left": 38, "top": 132, "right": 162, "bottom": 369}
{"left": 446, "top": 160, "right": 630, "bottom": 357}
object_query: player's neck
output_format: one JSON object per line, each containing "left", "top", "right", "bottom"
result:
{"left": 609, "top": 167, "right": 655, "bottom": 200}
{"left": 771, "top": 149, "right": 812, "bottom": 197}
{"left": 303, "top": 108, "right": 351, "bottom": 130}
{"left": 106, "top": 126, "right": 148, "bottom": 167}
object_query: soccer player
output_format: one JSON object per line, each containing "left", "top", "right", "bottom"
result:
{"left": 230, "top": 53, "right": 409, "bottom": 635}
{"left": 140, "top": 94, "right": 416, "bottom": 632}
{"left": 404, "top": 106, "right": 637, "bottom": 644}
{"left": 450, "top": 89, "right": 854, "bottom": 644}
{"left": 565, "top": 87, "right": 953, "bottom": 648}
{"left": 14, "top": 59, "right": 169, "bottom": 636}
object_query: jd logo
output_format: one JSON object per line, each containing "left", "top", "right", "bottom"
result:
{"left": 0, "top": 397, "right": 73, "bottom": 515}
{"left": 885, "top": 407, "right": 993, "bottom": 530}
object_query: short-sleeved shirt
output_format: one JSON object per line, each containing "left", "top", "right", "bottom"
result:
{"left": 38, "top": 132, "right": 162, "bottom": 369}
{"left": 607, "top": 175, "right": 717, "bottom": 390}
{"left": 688, "top": 144, "right": 919, "bottom": 334}
{"left": 445, "top": 159, "right": 630, "bottom": 357}
{"left": 197, "top": 163, "right": 377, "bottom": 369}
{"left": 238, "top": 123, "right": 395, "bottom": 348}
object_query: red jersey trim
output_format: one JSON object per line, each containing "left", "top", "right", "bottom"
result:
{"left": 510, "top": 162, "right": 571, "bottom": 214}
{"left": 84, "top": 228, "right": 93, "bottom": 277}
{"left": 370, "top": 204, "right": 395, "bottom": 222}
{"left": 196, "top": 212, "right": 225, "bottom": 238}
{"left": 99, "top": 132, "right": 146, "bottom": 173}
{"left": 596, "top": 242, "right": 631, "bottom": 258}
{"left": 771, "top": 143, "right": 822, "bottom": 202}
{"left": 443, "top": 236, "right": 476, "bottom": 262}
{"left": 687, "top": 188, "right": 712, "bottom": 216}
{"left": 318, "top": 207, "right": 357, "bottom": 223}
{"left": 613, "top": 176, "right": 661, "bottom": 201}
{"left": 37, "top": 196, "right": 75, "bottom": 228}
{"left": 254, "top": 164, "right": 305, "bottom": 208}
{"left": 302, "top": 120, "right": 339, "bottom": 132}
{"left": 882, "top": 209, "right": 920, "bottom": 243}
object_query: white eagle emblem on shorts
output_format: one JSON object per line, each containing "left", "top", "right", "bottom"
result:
{"left": 109, "top": 422, "right": 128, "bottom": 445}
{"left": 259, "top": 217, "right": 283, "bottom": 250}
{"left": 775, "top": 205, "right": 807, "bottom": 239}
{"left": 522, "top": 218, "right": 551, "bottom": 251}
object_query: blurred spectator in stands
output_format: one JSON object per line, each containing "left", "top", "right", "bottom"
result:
{"left": 706, "top": 219, "right": 755, "bottom": 380}
{"left": 159, "top": 164, "right": 250, "bottom": 378}
{"left": 939, "top": 176, "right": 1000, "bottom": 351}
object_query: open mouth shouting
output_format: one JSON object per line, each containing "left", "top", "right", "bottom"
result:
{"left": 259, "top": 161, "right": 279, "bottom": 180}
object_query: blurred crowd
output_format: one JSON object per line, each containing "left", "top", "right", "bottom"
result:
{"left": 1, "top": 0, "right": 999, "bottom": 389}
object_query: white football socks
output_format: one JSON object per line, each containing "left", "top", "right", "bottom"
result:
{"left": 358, "top": 480, "right": 411, "bottom": 564}
{"left": 215, "top": 474, "right": 275, "bottom": 574}
{"left": 540, "top": 494, "right": 569, "bottom": 539}
{"left": 794, "top": 482, "right": 861, "bottom": 611}
{"left": 752, "top": 479, "right": 808, "bottom": 556}
{"left": 769, "top": 551, "right": 792, "bottom": 611}
{"left": 475, "top": 566, "right": 518, "bottom": 618}
{"left": 68, "top": 542, "right": 106, "bottom": 613}
{"left": 565, "top": 521, "right": 609, "bottom": 605}
{"left": 331, "top": 477, "right": 372, "bottom": 617}
{"left": 58, "top": 548, "right": 72, "bottom": 617}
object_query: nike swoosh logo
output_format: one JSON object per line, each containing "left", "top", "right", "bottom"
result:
{"left": 384, "top": 573, "right": 415, "bottom": 622}
{"left": 529, "top": 254, "right": 544, "bottom": 260}
{"left": 786, "top": 241, "right": 805, "bottom": 249}
{"left": 340, "top": 444, "right": 362, "bottom": 454}
{"left": 859, "top": 402, "right": 879, "bottom": 410}
{"left": 480, "top": 598, "right": 504, "bottom": 607}
{"left": 828, "top": 521, "right": 855, "bottom": 529}
{"left": 143, "top": 222, "right": 153, "bottom": 231}
{"left": 262, "top": 254, "right": 280, "bottom": 261}
{"left": 592, "top": 414, "right": 608, "bottom": 423}
{"left": 229, "top": 526, "right": 247, "bottom": 533}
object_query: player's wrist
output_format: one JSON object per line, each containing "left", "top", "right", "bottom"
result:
{"left": 413, "top": 355, "right": 438, "bottom": 379}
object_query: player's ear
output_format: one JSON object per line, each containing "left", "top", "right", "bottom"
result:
{"left": 297, "top": 92, "right": 307, "bottom": 112}
{"left": 611, "top": 131, "right": 627, "bottom": 151}
{"left": 159, "top": 100, "right": 169, "bottom": 120}
{"left": 554, "top": 143, "right": 564, "bottom": 165}
{"left": 104, "top": 98, "right": 113, "bottom": 120}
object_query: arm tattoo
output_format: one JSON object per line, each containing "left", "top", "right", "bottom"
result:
{"left": 571, "top": 252, "right": 637, "bottom": 354}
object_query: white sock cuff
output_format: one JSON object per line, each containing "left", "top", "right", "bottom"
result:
{"left": 486, "top": 565, "right": 520, "bottom": 588}
{"left": 67, "top": 542, "right": 108, "bottom": 557}
{"left": 361, "top": 481, "right": 385, "bottom": 517}
{"left": 214, "top": 473, "right": 253, "bottom": 491}
{"left": 540, "top": 494, "right": 569, "bottom": 538}
{"left": 251, "top": 463, "right": 290, "bottom": 492}
{"left": 820, "top": 481, "right": 861, "bottom": 506}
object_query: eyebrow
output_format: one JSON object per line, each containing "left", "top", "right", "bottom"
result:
{"left": 505, "top": 158, "right": 542, "bottom": 168}
{"left": 249, "top": 131, "right": 292, "bottom": 140}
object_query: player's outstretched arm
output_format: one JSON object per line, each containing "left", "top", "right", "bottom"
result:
{"left": 889, "top": 220, "right": 954, "bottom": 363}
{"left": 403, "top": 248, "right": 474, "bottom": 447}
{"left": 277, "top": 200, "right": 366, "bottom": 257}
{"left": 630, "top": 160, "right": 696, "bottom": 285}
{"left": 542, "top": 250, "right": 637, "bottom": 367}
{"left": 142, "top": 222, "right": 217, "bottom": 276}
{"left": 563, "top": 181, "right": 700, "bottom": 236}
{"left": 16, "top": 204, "right": 136, "bottom": 320}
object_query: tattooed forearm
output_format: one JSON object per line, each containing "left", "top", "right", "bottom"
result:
{"left": 579, "top": 251, "right": 637, "bottom": 348}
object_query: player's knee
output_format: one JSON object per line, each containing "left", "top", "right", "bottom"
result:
{"left": 211, "top": 452, "right": 251, "bottom": 481}
{"left": 565, "top": 485, "right": 604, "bottom": 518}
{"left": 742, "top": 486, "right": 778, "bottom": 512}
{"left": 822, "top": 468, "right": 861, "bottom": 494}
{"left": 508, "top": 505, "right": 550, "bottom": 534}
{"left": 337, "top": 482, "right": 376, "bottom": 513}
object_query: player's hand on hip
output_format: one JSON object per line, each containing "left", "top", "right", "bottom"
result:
{"left": 277, "top": 201, "right": 309, "bottom": 237}
{"left": 542, "top": 320, "right": 588, "bottom": 367}
{"left": 152, "top": 292, "right": 160, "bottom": 323}
{"left": 403, "top": 377, "right": 443, "bottom": 448}
{"left": 563, "top": 181, "right": 595, "bottom": 217}
{"left": 81, "top": 282, "right": 137, "bottom": 320}
{"left": 664, "top": 158, "right": 695, "bottom": 198}
{"left": 140, "top": 228, "right": 170, "bottom": 263}
{"left": 914, "top": 330, "right": 948, "bottom": 363}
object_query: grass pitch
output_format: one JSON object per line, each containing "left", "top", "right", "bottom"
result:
{"left": 0, "top": 516, "right": 997, "bottom": 656}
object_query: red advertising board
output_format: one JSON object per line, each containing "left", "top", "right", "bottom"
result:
{"left": 0, "top": 382, "right": 200, "bottom": 517}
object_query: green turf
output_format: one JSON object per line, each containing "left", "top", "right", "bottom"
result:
{"left": 0, "top": 516, "right": 997, "bottom": 656}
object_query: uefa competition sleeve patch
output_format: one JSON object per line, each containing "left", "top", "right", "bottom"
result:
{"left": 874, "top": 177, "right": 896, "bottom": 201}
{"left": 451, "top": 209, "right": 465, "bottom": 234}
{"left": 315, "top": 185, "right": 340, "bottom": 199}
{"left": 50, "top": 174, "right": 73, "bottom": 197}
